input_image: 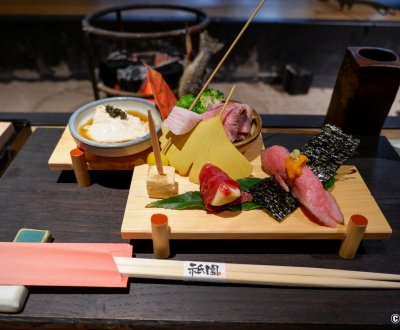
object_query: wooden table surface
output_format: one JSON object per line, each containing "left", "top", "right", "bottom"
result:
{"left": 1, "top": 128, "right": 400, "bottom": 329}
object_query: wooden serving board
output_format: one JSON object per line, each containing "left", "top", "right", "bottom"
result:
{"left": 48, "top": 127, "right": 149, "bottom": 170}
{"left": 121, "top": 149, "right": 392, "bottom": 240}
{"left": 49, "top": 128, "right": 392, "bottom": 240}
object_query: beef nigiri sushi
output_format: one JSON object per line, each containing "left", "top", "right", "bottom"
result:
{"left": 260, "top": 145, "right": 344, "bottom": 227}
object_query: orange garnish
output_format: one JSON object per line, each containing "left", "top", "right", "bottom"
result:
{"left": 285, "top": 149, "right": 308, "bottom": 181}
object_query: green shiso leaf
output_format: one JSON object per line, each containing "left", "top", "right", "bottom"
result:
{"left": 237, "top": 177, "right": 263, "bottom": 192}
{"left": 226, "top": 201, "right": 261, "bottom": 212}
{"left": 145, "top": 177, "right": 263, "bottom": 211}
{"left": 146, "top": 191, "right": 205, "bottom": 210}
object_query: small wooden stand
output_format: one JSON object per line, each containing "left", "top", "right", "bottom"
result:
{"left": 151, "top": 214, "right": 170, "bottom": 259}
{"left": 339, "top": 214, "right": 368, "bottom": 259}
{"left": 70, "top": 148, "right": 91, "bottom": 187}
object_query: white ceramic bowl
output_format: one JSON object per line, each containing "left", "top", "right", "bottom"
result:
{"left": 68, "top": 97, "right": 161, "bottom": 157}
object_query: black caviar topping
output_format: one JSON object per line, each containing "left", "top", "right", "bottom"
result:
{"left": 105, "top": 105, "right": 127, "bottom": 120}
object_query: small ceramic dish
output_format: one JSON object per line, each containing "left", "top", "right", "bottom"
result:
{"left": 68, "top": 97, "right": 161, "bottom": 157}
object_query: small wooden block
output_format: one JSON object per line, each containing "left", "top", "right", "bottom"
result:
{"left": 147, "top": 165, "right": 178, "bottom": 199}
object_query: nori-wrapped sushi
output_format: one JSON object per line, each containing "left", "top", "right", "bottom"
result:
{"left": 253, "top": 125, "right": 359, "bottom": 222}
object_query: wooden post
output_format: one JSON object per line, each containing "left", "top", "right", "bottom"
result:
{"left": 151, "top": 214, "right": 170, "bottom": 259}
{"left": 339, "top": 214, "right": 368, "bottom": 259}
{"left": 70, "top": 148, "right": 91, "bottom": 187}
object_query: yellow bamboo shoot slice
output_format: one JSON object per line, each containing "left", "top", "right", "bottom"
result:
{"left": 160, "top": 115, "right": 253, "bottom": 184}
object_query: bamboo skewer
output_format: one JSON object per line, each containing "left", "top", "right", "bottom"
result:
{"left": 218, "top": 85, "right": 236, "bottom": 117}
{"left": 162, "top": 0, "right": 264, "bottom": 153}
{"left": 114, "top": 257, "right": 400, "bottom": 289}
{"left": 188, "top": 0, "right": 266, "bottom": 111}
{"left": 147, "top": 110, "right": 163, "bottom": 175}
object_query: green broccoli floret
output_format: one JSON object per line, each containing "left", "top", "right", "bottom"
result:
{"left": 176, "top": 88, "right": 224, "bottom": 114}
{"left": 176, "top": 93, "right": 203, "bottom": 113}
{"left": 197, "top": 88, "right": 224, "bottom": 114}
{"left": 176, "top": 94, "right": 196, "bottom": 109}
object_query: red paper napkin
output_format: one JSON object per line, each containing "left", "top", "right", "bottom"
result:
{"left": 0, "top": 242, "right": 133, "bottom": 288}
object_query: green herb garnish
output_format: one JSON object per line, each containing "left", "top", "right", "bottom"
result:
{"left": 237, "top": 177, "right": 263, "bottom": 191}
{"left": 146, "top": 191, "right": 205, "bottom": 210}
{"left": 176, "top": 88, "right": 224, "bottom": 114}
{"left": 323, "top": 176, "right": 336, "bottom": 190}
{"left": 289, "top": 149, "right": 301, "bottom": 160}
{"left": 226, "top": 202, "right": 261, "bottom": 212}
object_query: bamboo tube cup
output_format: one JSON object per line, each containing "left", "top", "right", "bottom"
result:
{"left": 151, "top": 214, "right": 170, "bottom": 259}
{"left": 339, "top": 214, "right": 368, "bottom": 259}
{"left": 70, "top": 148, "right": 90, "bottom": 187}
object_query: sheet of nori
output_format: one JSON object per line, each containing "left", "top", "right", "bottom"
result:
{"left": 249, "top": 177, "right": 298, "bottom": 221}
{"left": 252, "top": 125, "right": 359, "bottom": 221}
{"left": 299, "top": 124, "right": 359, "bottom": 183}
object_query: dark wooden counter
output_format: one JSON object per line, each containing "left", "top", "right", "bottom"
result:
{"left": 0, "top": 128, "right": 400, "bottom": 329}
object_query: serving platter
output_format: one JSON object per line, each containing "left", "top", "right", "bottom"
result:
{"left": 48, "top": 127, "right": 392, "bottom": 241}
{"left": 121, "top": 137, "right": 392, "bottom": 240}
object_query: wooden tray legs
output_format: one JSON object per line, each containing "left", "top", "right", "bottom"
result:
{"left": 339, "top": 215, "right": 368, "bottom": 259}
{"left": 68, "top": 153, "right": 370, "bottom": 260}
{"left": 70, "top": 148, "right": 91, "bottom": 187}
{"left": 151, "top": 214, "right": 170, "bottom": 259}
